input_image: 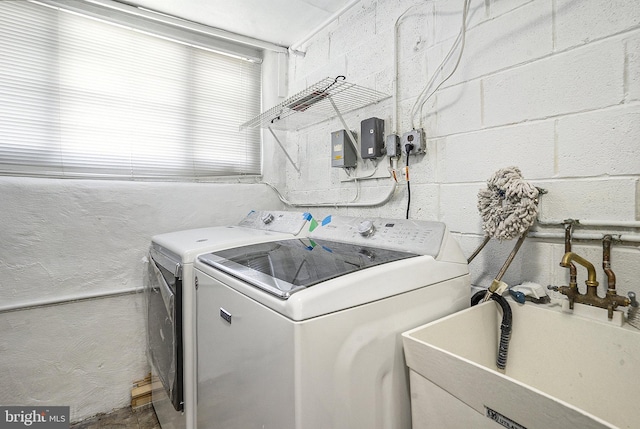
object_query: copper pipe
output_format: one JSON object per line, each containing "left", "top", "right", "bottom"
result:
{"left": 560, "top": 252, "right": 598, "bottom": 287}
{"left": 559, "top": 251, "right": 630, "bottom": 318}
{"left": 564, "top": 222, "right": 577, "bottom": 302}
{"left": 602, "top": 235, "right": 616, "bottom": 292}
{"left": 563, "top": 221, "right": 573, "bottom": 253}
{"left": 559, "top": 251, "right": 600, "bottom": 313}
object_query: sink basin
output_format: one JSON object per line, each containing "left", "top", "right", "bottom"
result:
{"left": 402, "top": 300, "right": 640, "bottom": 429}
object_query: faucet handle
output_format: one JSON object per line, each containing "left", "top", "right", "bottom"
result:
{"left": 628, "top": 291, "right": 638, "bottom": 307}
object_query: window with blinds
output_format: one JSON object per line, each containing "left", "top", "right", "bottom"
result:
{"left": 0, "top": 0, "right": 263, "bottom": 180}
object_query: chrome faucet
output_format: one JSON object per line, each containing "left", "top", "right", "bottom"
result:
{"left": 551, "top": 241, "right": 630, "bottom": 319}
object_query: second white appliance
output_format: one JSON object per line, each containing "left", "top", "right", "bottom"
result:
{"left": 147, "top": 210, "right": 310, "bottom": 429}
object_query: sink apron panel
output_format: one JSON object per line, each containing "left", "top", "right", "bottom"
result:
{"left": 403, "top": 301, "right": 640, "bottom": 429}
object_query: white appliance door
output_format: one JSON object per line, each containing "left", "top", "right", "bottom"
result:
{"left": 196, "top": 269, "right": 295, "bottom": 429}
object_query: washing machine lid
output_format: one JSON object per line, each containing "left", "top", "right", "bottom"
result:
{"left": 197, "top": 238, "right": 419, "bottom": 299}
{"left": 150, "top": 210, "right": 310, "bottom": 262}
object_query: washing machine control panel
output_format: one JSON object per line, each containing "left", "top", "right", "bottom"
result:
{"left": 261, "top": 212, "right": 274, "bottom": 224}
{"left": 309, "top": 216, "right": 447, "bottom": 256}
{"left": 357, "top": 220, "right": 375, "bottom": 237}
{"left": 237, "top": 210, "right": 309, "bottom": 235}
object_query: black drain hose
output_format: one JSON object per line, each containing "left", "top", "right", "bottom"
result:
{"left": 471, "top": 290, "right": 513, "bottom": 370}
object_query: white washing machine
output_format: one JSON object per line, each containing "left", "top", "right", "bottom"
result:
{"left": 147, "top": 210, "right": 311, "bottom": 429}
{"left": 194, "top": 215, "right": 470, "bottom": 429}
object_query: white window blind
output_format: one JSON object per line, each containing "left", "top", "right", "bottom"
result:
{"left": 0, "top": 0, "right": 262, "bottom": 180}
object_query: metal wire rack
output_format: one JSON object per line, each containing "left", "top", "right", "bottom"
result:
{"left": 240, "top": 76, "right": 391, "bottom": 131}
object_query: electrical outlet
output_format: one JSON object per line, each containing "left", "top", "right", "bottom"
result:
{"left": 401, "top": 129, "right": 425, "bottom": 155}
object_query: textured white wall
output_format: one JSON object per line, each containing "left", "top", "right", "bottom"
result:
{"left": 0, "top": 177, "right": 282, "bottom": 421}
{"left": 0, "top": 295, "right": 147, "bottom": 422}
{"left": 271, "top": 0, "right": 640, "bottom": 291}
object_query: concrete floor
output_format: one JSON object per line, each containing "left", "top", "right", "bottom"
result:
{"left": 70, "top": 405, "right": 160, "bottom": 429}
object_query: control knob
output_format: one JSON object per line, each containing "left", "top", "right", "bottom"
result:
{"left": 261, "top": 212, "right": 274, "bottom": 224}
{"left": 358, "top": 220, "right": 375, "bottom": 237}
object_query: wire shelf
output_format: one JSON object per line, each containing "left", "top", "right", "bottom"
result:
{"left": 240, "top": 76, "right": 391, "bottom": 131}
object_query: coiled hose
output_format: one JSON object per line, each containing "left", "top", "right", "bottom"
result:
{"left": 471, "top": 290, "right": 512, "bottom": 370}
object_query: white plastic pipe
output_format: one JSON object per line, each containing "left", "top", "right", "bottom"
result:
{"left": 536, "top": 217, "right": 640, "bottom": 229}
{"left": 289, "top": 0, "right": 361, "bottom": 54}
{"left": 84, "top": 0, "right": 288, "bottom": 53}
{"left": 528, "top": 231, "right": 640, "bottom": 243}
{"left": 263, "top": 180, "right": 398, "bottom": 208}
{"left": 0, "top": 287, "right": 143, "bottom": 314}
{"left": 574, "top": 219, "right": 640, "bottom": 228}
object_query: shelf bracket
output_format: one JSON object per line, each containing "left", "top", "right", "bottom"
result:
{"left": 267, "top": 126, "right": 300, "bottom": 173}
{"left": 328, "top": 96, "right": 360, "bottom": 161}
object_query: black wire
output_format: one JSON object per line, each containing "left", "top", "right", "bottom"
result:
{"left": 324, "top": 75, "right": 346, "bottom": 92}
{"left": 405, "top": 145, "right": 412, "bottom": 219}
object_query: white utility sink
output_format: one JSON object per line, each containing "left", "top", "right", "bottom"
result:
{"left": 402, "top": 300, "right": 640, "bottom": 429}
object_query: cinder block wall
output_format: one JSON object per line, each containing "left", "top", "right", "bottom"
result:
{"left": 267, "top": 0, "right": 640, "bottom": 292}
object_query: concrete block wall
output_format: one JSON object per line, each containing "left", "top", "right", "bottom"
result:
{"left": 266, "top": 0, "right": 640, "bottom": 292}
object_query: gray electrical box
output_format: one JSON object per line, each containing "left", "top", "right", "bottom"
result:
{"left": 386, "top": 134, "right": 401, "bottom": 158}
{"left": 360, "top": 117, "right": 385, "bottom": 159}
{"left": 331, "top": 129, "right": 357, "bottom": 168}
